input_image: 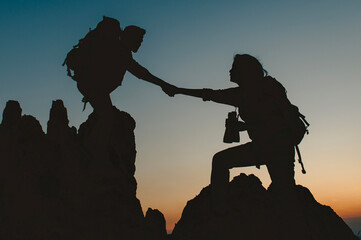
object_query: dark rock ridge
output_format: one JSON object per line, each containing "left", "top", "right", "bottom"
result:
{"left": 1, "top": 99, "right": 356, "bottom": 240}
{"left": 171, "top": 174, "right": 358, "bottom": 240}
{"left": 0, "top": 100, "right": 166, "bottom": 240}
{"left": 145, "top": 208, "right": 168, "bottom": 240}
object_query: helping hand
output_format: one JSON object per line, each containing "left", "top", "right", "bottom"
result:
{"left": 162, "top": 83, "right": 179, "bottom": 97}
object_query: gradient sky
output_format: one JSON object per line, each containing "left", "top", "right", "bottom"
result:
{"left": 1, "top": 0, "right": 361, "bottom": 233}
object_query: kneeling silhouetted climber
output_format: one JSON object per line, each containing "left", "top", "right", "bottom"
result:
{"left": 171, "top": 54, "right": 308, "bottom": 193}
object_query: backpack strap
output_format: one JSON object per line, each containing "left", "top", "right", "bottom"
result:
{"left": 299, "top": 112, "right": 310, "bottom": 134}
{"left": 295, "top": 145, "right": 306, "bottom": 174}
{"left": 82, "top": 97, "right": 89, "bottom": 111}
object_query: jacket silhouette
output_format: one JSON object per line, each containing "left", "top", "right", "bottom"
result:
{"left": 171, "top": 54, "right": 297, "bottom": 191}
{"left": 64, "top": 16, "right": 176, "bottom": 153}
{"left": 64, "top": 16, "right": 175, "bottom": 115}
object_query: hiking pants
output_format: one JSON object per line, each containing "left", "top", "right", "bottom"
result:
{"left": 211, "top": 142, "right": 295, "bottom": 190}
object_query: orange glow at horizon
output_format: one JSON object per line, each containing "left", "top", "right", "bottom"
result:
{"left": 1, "top": 0, "right": 361, "bottom": 235}
{"left": 138, "top": 153, "right": 361, "bottom": 232}
{"left": 146, "top": 188, "right": 361, "bottom": 232}
{"left": 313, "top": 188, "right": 361, "bottom": 219}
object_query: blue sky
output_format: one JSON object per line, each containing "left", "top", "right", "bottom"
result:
{"left": 1, "top": 0, "right": 361, "bottom": 232}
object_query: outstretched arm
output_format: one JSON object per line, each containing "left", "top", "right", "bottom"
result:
{"left": 176, "top": 88, "right": 205, "bottom": 99}
{"left": 127, "top": 59, "right": 177, "bottom": 96}
{"left": 175, "top": 87, "right": 240, "bottom": 107}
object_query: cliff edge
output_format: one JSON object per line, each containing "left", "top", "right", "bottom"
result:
{"left": 171, "top": 174, "right": 358, "bottom": 240}
{"left": 0, "top": 100, "right": 166, "bottom": 240}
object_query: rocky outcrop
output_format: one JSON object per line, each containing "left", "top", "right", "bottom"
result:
{"left": 145, "top": 208, "right": 168, "bottom": 240}
{"left": 0, "top": 100, "right": 151, "bottom": 240}
{"left": 1, "top": 99, "right": 356, "bottom": 240}
{"left": 171, "top": 174, "right": 358, "bottom": 240}
{"left": 47, "top": 99, "right": 76, "bottom": 142}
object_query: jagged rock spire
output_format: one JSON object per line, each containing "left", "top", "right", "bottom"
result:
{"left": 1, "top": 100, "right": 22, "bottom": 128}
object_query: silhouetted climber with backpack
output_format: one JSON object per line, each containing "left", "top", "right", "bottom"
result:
{"left": 63, "top": 16, "right": 175, "bottom": 113}
{"left": 170, "top": 54, "right": 309, "bottom": 195}
{"left": 63, "top": 16, "right": 176, "bottom": 152}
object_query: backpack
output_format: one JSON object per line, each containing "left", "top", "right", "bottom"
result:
{"left": 290, "top": 104, "right": 310, "bottom": 174}
{"left": 265, "top": 76, "right": 310, "bottom": 173}
{"left": 288, "top": 104, "right": 310, "bottom": 146}
{"left": 62, "top": 16, "right": 122, "bottom": 81}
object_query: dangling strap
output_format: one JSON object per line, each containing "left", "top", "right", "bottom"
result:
{"left": 295, "top": 145, "right": 306, "bottom": 174}
{"left": 299, "top": 113, "right": 309, "bottom": 126}
{"left": 82, "top": 97, "right": 88, "bottom": 111}
{"left": 299, "top": 113, "right": 310, "bottom": 134}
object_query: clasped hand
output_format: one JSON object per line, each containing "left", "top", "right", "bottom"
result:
{"left": 162, "top": 83, "right": 179, "bottom": 97}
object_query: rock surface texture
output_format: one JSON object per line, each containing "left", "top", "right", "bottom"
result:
{"left": 171, "top": 174, "right": 358, "bottom": 240}
{"left": 0, "top": 100, "right": 160, "bottom": 240}
{"left": 0, "top": 99, "right": 357, "bottom": 240}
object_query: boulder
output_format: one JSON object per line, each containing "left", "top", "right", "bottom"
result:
{"left": 145, "top": 208, "right": 168, "bottom": 240}
{"left": 171, "top": 174, "right": 358, "bottom": 240}
{"left": 0, "top": 100, "right": 148, "bottom": 240}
